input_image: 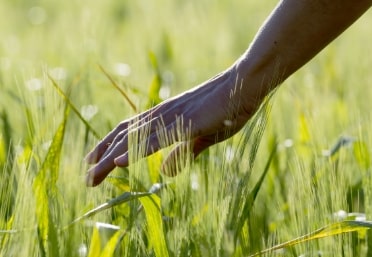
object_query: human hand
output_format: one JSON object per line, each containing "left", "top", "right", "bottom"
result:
{"left": 85, "top": 68, "right": 256, "bottom": 186}
{"left": 84, "top": 0, "right": 372, "bottom": 187}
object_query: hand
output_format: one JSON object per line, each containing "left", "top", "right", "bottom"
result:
{"left": 85, "top": 68, "right": 255, "bottom": 186}
{"left": 85, "top": 0, "right": 372, "bottom": 186}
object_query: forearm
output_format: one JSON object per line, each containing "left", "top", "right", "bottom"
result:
{"left": 235, "top": 0, "right": 372, "bottom": 109}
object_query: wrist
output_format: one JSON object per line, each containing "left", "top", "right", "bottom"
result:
{"left": 231, "top": 53, "right": 279, "bottom": 117}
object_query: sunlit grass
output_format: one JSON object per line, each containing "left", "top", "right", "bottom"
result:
{"left": 1, "top": 0, "right": 372, "bottom": 256}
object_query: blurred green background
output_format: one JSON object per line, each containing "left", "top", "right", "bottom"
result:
{"left": 1, "top": 1, "right": 372, "bottom": 256}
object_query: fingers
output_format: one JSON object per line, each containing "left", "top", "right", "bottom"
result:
{"left": 86, "top": 134, "right": 129, "bottom": 186}
{"left": 86, "top": 117, "right": 176, "bottom": 187}
{"left": 86, "top": 156, "right": 117, "bottom": 186}
{"left": 99, "top": 131, "right": 126, "bottom": 161}
{"left": 84, "top": 109, "right": 161, "bottom": 164}
{"left": 84, "top": 97, "right": 204, "bottom": 186}
{"left": 86, "top": 132, "right": 166, "bottom": 186}
{"left": 114, "top": 131, "right": 163, "bottom": 166}
{"left": 84, "top": 122, "right": 129, "bottom": 164}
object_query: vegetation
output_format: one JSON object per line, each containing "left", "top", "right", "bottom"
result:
{"left": 1, "top": 0, "right": 372, "bottom": 256}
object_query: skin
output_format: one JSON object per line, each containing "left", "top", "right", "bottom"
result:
{"left": 85, "top": 0, "right": 372, "bottom": 186}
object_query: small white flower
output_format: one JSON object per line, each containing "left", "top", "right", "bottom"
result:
{"left": 333, "top": 210, "right": 347, "bottom": 220}
{"left": 81, "top": 105, "right": 98, "bottom": 121}
{"left": 114, "top": 63, "right": 131, "bottom": 77}
{"left": 160, "top": 86, "right": 171, "bottom": 99}
{"left": 283, "top": 138, "right": 294, "bottom": 148}
{"left": 78, "top": 244, "right": 87, "bottom": 257}
{"left": 26, "top": 78, "right": 43, "bottom": 91}
{"left": 191, "top": 173, "right": 199, "bottom": 191}
{"left": 49, "top": 67, "right": 67, "bottom": 80}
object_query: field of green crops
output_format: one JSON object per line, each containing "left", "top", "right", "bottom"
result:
{"left": 1, "top": 0, "right": 372, "bottom": 256}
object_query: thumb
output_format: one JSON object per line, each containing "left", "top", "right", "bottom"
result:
{"left": 161, "top": 136, "right": 216, "bottom": 176}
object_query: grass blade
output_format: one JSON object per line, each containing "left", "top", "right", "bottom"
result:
{"left": 88, "top": 227, "right": 101, "bottom": 257}
{"left": 139, "top": 195, "right": 169, "bottom": 257}
{"left": 147, "top": 51, "right": 162, "bottom": 108}
{"left": 0, "top": 110, "right": 14, "bottom": 168}
{"left": 69, "top": 191, "right": 152, "bottom": 225}
{"left": 249, "top": 220, "right": 372, "bottom": 257}
{"left": 98, "top": 64, "right": 137, "bottom": 113}
{"left": 248, "top": 143, "right": 277, "bottom": 204}
{"left": 0, "top": 109, "right": 16, "bottom": 222}
{"left": 353, "top": 140, "right": 370, "bottom": 170}
{"left": 100, "top": 229, "right": 126, "bottom": 257}
{"left": 47, "top": 74, "right": 100, "bottom": 139}
{"left": 235, "top": 90, "right": 274, "bottom": 163}
{"left": 32, "top": 105, "right": 69, "bottom": 257}
{"left": 232, "top": 143, "right": 277, "bottom": 243}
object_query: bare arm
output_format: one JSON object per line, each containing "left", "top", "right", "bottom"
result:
{"left": 85, "top": 0, "right": 371, "bottom": 186}
{"left": 237, "top": 0, "right": 372, "bottom": 110}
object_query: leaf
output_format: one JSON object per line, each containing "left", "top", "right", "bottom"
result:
{"left": 88, "top": 227, "right": 101, "bottom": 257}
{"left": 148, "top": 51, "right": 159, "bottom": 72}
{"left": 100, "top": 229, "right": 126, "bottom": 257}
{"left": 0, "top": 109, "right": 17, "bottom": 221}
{"left": 232, "top": 144, "right": 276, "bottom": 242}
{"left": 353, "top": 141, "right": 370, "bottom": 170}
{"left": 147, "top": 52, "right": 162, "bottom": 108}
{"left": 323, "top": 135, "right": 354, "bottom": 157}
{"left": 160, "top": 33, "right": 173, "bottom": 63}
{"left": 0, "top": 110, "right": 14, "bottom": 167}
{"left": 32, "top": 105, "right": 69, "bottom": 257}
{"left": 24, "top": 106, "right": 36, "bottom": 145}
{"left": 69, "top": 191, "right": 152, "bottom": 226}
{"left": 147, "top": 75, "right": 162, "bottom": 108}
{"left": 249, "top": 220, "right": 372, "bottom": 257}
{"left": 249, "top": 144, "right": 277, "bottom": 202}
{"left": 299, "top": 113, "right": 311, "bottom": 144}
{"left": 139, "top": 195, "right": 169, "bottom": 257}
{"left": 147, "top": 151, "right": 162, "bottom": 183}
{"left": 0, "top": 134, "right": 5, "bottom": 165}
{"left": 107, "top": 175, "right": 131, "bottom": 192}
{"left": 0, "top": 215, "right": 14, "bottom": 250}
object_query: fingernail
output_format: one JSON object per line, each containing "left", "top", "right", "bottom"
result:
{"left": 114, "top": 154, "right": 128, "bottom": 166}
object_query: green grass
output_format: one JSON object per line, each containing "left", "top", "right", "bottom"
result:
{"left": 1, "top": 0, "right": 372, "bottom": 256}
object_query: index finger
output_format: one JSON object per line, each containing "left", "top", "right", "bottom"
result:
{"left": 84, "top": 121, "right": 128, "bottom": 164}
{"left": 84, "top": 106, "right": 160, "bottom": 164}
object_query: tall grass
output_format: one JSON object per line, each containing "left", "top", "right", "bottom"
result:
{"left": 1, "top": 0, "right": 372, "bottom": 256}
